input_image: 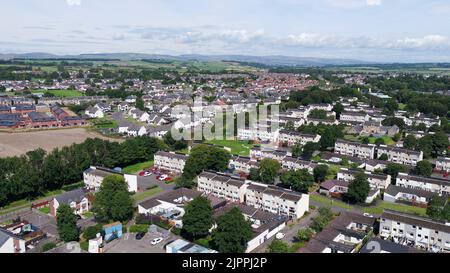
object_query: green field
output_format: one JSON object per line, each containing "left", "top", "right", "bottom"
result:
{"left": 0, "top": 189, "right": 64, "bottom": 215}
{"left": 132, "top": 186, "right": 163, "bottom": 202}
{"left": 91, "top": 118, "right": 118, "bottom": 129}
{"left": 204, "top": 139, "right": 254, "bottom": 156}
{"left": 310, "top": 194, "right": 352, "bottom": 210}
{"left": 362, "top": 201, "right": 427, "bottom": 216}
{"left": 367, "top": 136, "right": 395, "bottom": 145}
{"left": 32, "top": 89, "right": 84, "bottom": 97}
{"left": 123, "top": 160, "right": 154, "bottom": 174}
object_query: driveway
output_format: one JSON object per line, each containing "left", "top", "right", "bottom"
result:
{"left": 251, "top": 209, "right": 319, "bottom": 253}
{"left": 137, "top": 175, "right": 175, "bottom": 192}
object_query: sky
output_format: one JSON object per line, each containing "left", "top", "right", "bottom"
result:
{"left": 1, "top": 0, "right": 450, "bottom": 62}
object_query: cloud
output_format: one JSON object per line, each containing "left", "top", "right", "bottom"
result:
{"left": 285, "top": 32, "right": 450, "bottom": 50}
{"left": 366, "top": 0, "right": 381, "bottom": 6}
{"left": 326, "top": 0, "right": 381, "bottom": 8}
{"left": 66, "top": 0, "right": 81, "bottom": 6}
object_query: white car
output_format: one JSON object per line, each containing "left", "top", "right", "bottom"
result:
{"left": 144, "top": 172, "right": 152, "bottom": 177}
{"left": 151, "top": 237, "right": 163, "bottom": 245}
{"left": 159, "top": 175, "right": 168, "bottom": 181}
{"left": 363, "top": 213, "right": 374, "bottom": 218}
{"left": 275, "top": 232, "right": 285, "bottom": 239}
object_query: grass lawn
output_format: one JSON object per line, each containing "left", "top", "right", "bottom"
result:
{"left": 367, "top": 136, "right": 395, "bottom": 146}
{"left": 132, "top": 186, "right": 163, "bottom": 202}
{"left": 0, "top": 189, "right": 64, "bottom": 215}
{"left": 205, "top": 139, "right": 253, "bottom": 156}
{"left": 326, "top": 164, "right": 341, "bottom": 180}
{"left": 362, "top": 201, "right": 427, "bottom": 217}
{"left": 343, "top": 135, "right": 360, "bottom": 142}
{"left": 123, "top": 160, "right": 154, "bottom": 174}
{"left": 31, "top": 89, "right": 84, "bottom": 97}
{"left": 91, "top": 118, "right": 118, "bottom": 129}
{"left": 310, "top": 194, "right": 352, "bottom": 210}
{"left": 398, "top": 103, "right": 406, "bottom": 110}
{"left": 38, "top": 206, "right": 51, "bottom": 214}
{"left": 82, "top": 211, "right": 94, "bottom": 219}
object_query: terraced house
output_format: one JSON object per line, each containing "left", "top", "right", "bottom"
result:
{"left": 281, "top": 156, "right": 318, "bottom": 174}
{"left": 337, "top": 168, "right": 391, "bottom": 189}
{"left": 196, "top": 171, "right": 309, "bottom": 219}
{"left": 228, "top": 156, "right": 260, "bottom": 175}
{"left": 197, "top": 171, "right": 247, "bottom": 202}
{"left": 376, "top": 145, "right": 423, "bottom": 166}
{"left": 379, "top": 210, "right": 450, "bottom": 253}
{"left": 396, "top": 173, "right": 450, "bottom": 196}
{"left": 334, "top": 139, "right": 376, "bottom": 159}
{"left": 154, "top": 151, "right": 188, "bottom": 173}
{"left": 278, "top": 129, "right": 321, "bottom": 146}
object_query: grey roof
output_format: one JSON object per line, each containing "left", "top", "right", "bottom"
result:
{"left": 55, "top": 188, "right": 87, "bottom": 204}
{"left": 360, "top": 238, "right": 423, "bottom": 253}
{"left": 381, "top": 210, "right": 450, "bottom": 233}
{"left": 384, "top": 185, "right": 435, "bottom": 199}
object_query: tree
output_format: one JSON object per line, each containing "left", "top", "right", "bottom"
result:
{"left": 319, "top": 128, "right": 336, "bottom": 150}
{"left": 346, "top": 172, "right": 370, "bottom": 204}
{"left": 258, "top": 158, "right": 281, "bottom": 184}
{"left": 83, "top": 224, "right": 104, "bottom": 240}
{"left": 431, "top": 131, "right": 450, "bottom": 157}
{"left": 403, "top": 135, "right": 417, "bottom": 150}
{"left": 280, "top": 169, "right": 314, "bottom": 193}
{"left": 301, "top": 142, "right": 320, "bottom": 160}
{"left": 313, "top": 164, "right": 329, "bottom": 183}
{"left": 181, "top": 145, "right": 231, "bottom": 184}
{"left": 413, "top": 160, "right": 433, "bottom": 177}
{"left": 182, "top": 196, "right": 214, "bottom": 240}
{"left": 91, "top": 175, "right": 134, "bottom": 222}
{"left": 248, "top": 168, "right": 260, "bottom": 181}
{"left": 332, "top": 102, "right": 344, "bottom": 119}
{"left": 267, "top": 239, "right": 289, "bottom": 253}
{"left": 296, "top": 228, "right": 314, "bottom": 242}
{"left": 56, "top": 204, "right": 79, "bottom": 242}
{"left": 426, "top": 195, "right": 450, "bottom": 222}
{"left": 378, "top": 153, "right": 388, "bottom": 161}
{"left": 385, "top": 163, "right": 408, "bottom": 184}
{"left": 163, "top": 130, "right": 188, "bottom": 151}
{"left": 292, "top": 142, "right": 302, "bottom": 158}
{"left": 212, "top": 207, "right": 252, "bottom": 253}
{"left": 308, "top": 109, "right": 329, "bottom": 120}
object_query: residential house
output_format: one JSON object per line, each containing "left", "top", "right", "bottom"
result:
{"left": 83, "top": 166, "right": 138, "bottom": 192}
{"left": 377, "top": 145, "right": 423, "bottom": 166}
{"left": 379, "top": 210, "right": 450, "bottom": 253}
{"left": 337, "top": 168, "right": 391, "bottom": 189}
{"left": 278, "top": 130, "right": 321, "bottom": 146}
{"left": 334, "top": 139, "right": 376, "bottom": 159}
{"left": 50, "top": 188, "right": 89, "bottom": 217}
{"left": 154, "top": 151, "right": 188, "bottom": 173}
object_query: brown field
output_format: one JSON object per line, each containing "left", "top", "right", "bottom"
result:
{"left": 0, "top": 128, "right": 123, "bottom": 158}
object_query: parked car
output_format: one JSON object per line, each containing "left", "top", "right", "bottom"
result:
{"left": 135, "top": 232, "right": 146, "bottom": 240}
{"left": 275, "top": 232, "right": 285, "bottom": 239}
{"left": 151, "top": 237, "right": 163, "bottom": 245}
{"left": 363, "top": 213, "right": 374, "bottom": 218}
{"left": 139, "top": 171, "right": 146, "bottom": 176}
{"left": 144, "top": 172, "right": 152, "bottom": 177}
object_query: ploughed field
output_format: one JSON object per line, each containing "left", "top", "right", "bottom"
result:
{"left": 0, "top": 128, "right": 122, "bottom": 157}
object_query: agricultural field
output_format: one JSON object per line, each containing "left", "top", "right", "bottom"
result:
{"left": 0, "top": 128, "right": 123, "bottom": 158}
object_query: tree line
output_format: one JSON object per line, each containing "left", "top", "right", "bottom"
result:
{"left": 0, "top": 136, "right": 163, "bottom": 207}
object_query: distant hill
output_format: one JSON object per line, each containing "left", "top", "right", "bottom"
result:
{"left": 0, "top": 52, "right": 369, "bottom": 66}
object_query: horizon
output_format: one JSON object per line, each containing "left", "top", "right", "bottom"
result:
{"left": 1, "top": 0, "right": 450, "bottom": 63}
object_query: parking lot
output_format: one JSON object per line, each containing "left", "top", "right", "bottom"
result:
{"left": 103, "top": 232, "right": 179, "bottom": 253}
{"left": 137, "top": 167, "right": 177, "bottom": 192}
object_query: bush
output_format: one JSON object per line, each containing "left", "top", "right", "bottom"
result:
{"left": 129, "top": 224, "right": 149, "bottom": 233}
{"left": 83, "top": 225, "right": 103, "bottom": 241}
{"left": 80, "top": 241, "right": 89, "bottom": 251}
{"left": 42, "top": 242, "right": 57, "bottom": 252}
{"left": 296, "top": 228, "right": 314, "bottom": 242}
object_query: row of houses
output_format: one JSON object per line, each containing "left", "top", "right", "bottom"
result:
{"left": 197, "top": 171, "right": 309, "bottom": 219}
{"left": 335, "top": 139, "right": 423, "bottom": 166}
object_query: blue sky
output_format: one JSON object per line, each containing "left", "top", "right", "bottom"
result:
{"left": 1, "top": 0, "right": 450, "bottom": 62}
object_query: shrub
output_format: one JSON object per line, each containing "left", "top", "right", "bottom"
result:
{"left": 83, "top": 225, "right": 103, "bottom": 241}
{"left": 296, "top": 228, "right": 314, "bottom": 242}
{"left": 42, "top": 242, "right": 57, "bottom": 252}
{"left": 129, "top": 224, "right": 149, "bottom": 233}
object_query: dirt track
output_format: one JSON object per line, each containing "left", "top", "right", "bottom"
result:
{"left": 0, "top": 128, "right": 123, "bottom": 158}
